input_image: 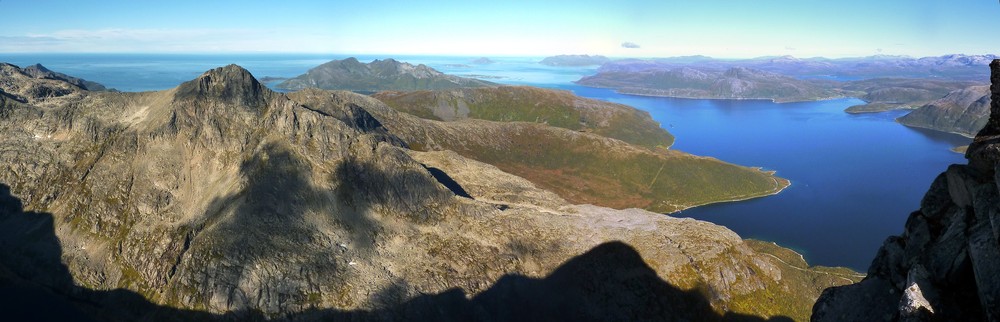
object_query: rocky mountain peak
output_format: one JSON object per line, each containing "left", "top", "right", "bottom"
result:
{"left": 174, "top": 64, "right": 272, "bottom": 107}
{"left": 22, "top": 63, "right": 52, "bottom": 75}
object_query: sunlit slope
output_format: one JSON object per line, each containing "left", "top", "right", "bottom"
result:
{"left": 297, "top": 89, "right": 788, "bottom": 213}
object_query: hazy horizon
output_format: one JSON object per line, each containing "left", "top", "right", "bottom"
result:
{"left": 0, "top": 0, "right": 997, "bottom": 58}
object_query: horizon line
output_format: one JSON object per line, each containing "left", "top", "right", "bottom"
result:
{"left": 0, "top": 51, "right": 997, "bottom": 61}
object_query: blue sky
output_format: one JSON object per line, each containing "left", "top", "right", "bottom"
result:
{"left": 0, "top": 0, "right": 996, "bottom": 58}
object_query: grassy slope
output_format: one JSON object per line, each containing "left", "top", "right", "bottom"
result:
{"left": 738, "top": 240, "right": 865, "bottom": 322}
{"left": 373, "top": 86, "right": 675, "bottom": 149}
{"left": 298, "top": 89, "right": 788, "bottom": 213}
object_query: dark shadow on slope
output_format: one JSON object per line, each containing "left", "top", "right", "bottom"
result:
{"left": 0, "top": 183, "right": 229, "bottom": 322}
{"left": 423, "top": 165, "right": 472, "bottom": 199}
{"left": 295, "top": 241, "right": 795, "bottom": 322}
{"left": 1, "top": 181, "right": 792, "bottom": 322}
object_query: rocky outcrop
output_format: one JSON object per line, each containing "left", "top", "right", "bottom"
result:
{"left": 21, "top": 64, "right": 108, "bottom": 91}
{"left": 0, "top": 63, "right": 101, "bottom": 107}
{"left": 1, "top": 64, "right": 852, "bottom": 321}
{"left": 276, "top": 57, "right": 496, "bottom": 92}
{"left": 813, "top": 60, "right": 1000, "bottom": 321}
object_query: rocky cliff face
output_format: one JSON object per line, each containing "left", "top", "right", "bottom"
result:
{"left": 1, "top": 64, "right": 855, "bottom": 321}
{"left": 813, "top": 60, "right": 1000, "bottom": 321}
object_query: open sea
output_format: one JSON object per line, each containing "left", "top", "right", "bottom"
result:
{"left": 0, "top": 53, "right": 971, "bottom": 271}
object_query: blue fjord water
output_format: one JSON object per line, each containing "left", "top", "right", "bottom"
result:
{"left": 0, "top": 54, "right": 971, "bottom": 271}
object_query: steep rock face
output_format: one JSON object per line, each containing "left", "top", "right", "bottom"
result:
{"left": 897, "top": 86, "right": 991, "bottom": 137}
{"left": 813, "top": 60, "right": 1000, "bottom": 321}
{"left": 1, "top": 64, "right": 853, "bottom": 321}
{"left": 276, "top": 58, "right": 496, "bottom": 92}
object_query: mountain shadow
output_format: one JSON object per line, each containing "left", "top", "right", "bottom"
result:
{"left": 0, "top": 182, "right": 791, "bottom": 321}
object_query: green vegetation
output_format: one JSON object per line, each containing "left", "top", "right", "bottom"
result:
{"left": 733, "top": 240, "right": 865, "bottom": 322}
{"left": 374, "top": 86, "right": 675, "bottom": 149}
{"left": 406, "top": 122, "right": 783, "bottom": 213}
{"left": 844, "top": 102, "right": 912, "bottom": 114}
{"left": 295, "top": 89, "right": 786, "bottom": 213}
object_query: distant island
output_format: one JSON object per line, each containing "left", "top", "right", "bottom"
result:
{"left": 276, "top": 57, "right": 496, "bottom": 92}
{"left": 257, "top": 76, "right": 289, "bottom": 83}
{"left": 539, "top": 54, "right": 611, "bottom": 66}
{"left": 471, "top": 57, "right": 494, "bottom": 64}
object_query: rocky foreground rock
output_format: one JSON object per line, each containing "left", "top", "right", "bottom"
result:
{"left": 0, "top": 63, "right": 855, "bottom": 321}
{"left": 813, "top": 60, "right": 1000, "bottom": 321}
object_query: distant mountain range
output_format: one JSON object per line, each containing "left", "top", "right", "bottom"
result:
{"left": 276, "top": 57, "right": 496, "bottom": 92}
{"left": 576, "top": 54, "right": 994, "bottom": 105}
{"left": 596, "top": 54, "right": 998, "bottom": 80}
{"left": 539, "top": 54, "right": 611, "bottom": 66}
{"left": 577, "top": 66, "right": 846, "bottom": 103}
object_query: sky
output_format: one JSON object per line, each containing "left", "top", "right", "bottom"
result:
{"left": 0, "top": 0, "right": 997, "bottom": 58}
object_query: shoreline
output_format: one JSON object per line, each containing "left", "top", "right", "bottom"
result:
{"left": 893, "top": 118, "right": 977, "bottom": 139}
{"left": 667, "top": 175, "right": 792, "bottom": 214}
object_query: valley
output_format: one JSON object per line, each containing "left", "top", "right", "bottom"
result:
{"left": 0, "top": 53, "right": 994, "bottom": 321}
{"left": 1, "top": 61, "right": 850, "bottom": 321}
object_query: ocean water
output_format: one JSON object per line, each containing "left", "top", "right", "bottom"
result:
{"left": 0, "top": 53, "right": 970, "bottom": 270}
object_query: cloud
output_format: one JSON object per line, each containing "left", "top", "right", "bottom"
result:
{"left": 785, "top": 46, "right": 796, "bottom": 51}
{"left": 621, "top": 42, "right": 640, "bottom": 49}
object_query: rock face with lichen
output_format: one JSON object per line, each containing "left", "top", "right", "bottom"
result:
{"left": 813, "top": 60, "right": 1000, "bottom": 322}
{"left": 0, "top": 63, "right": 856, "bottom": 321}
